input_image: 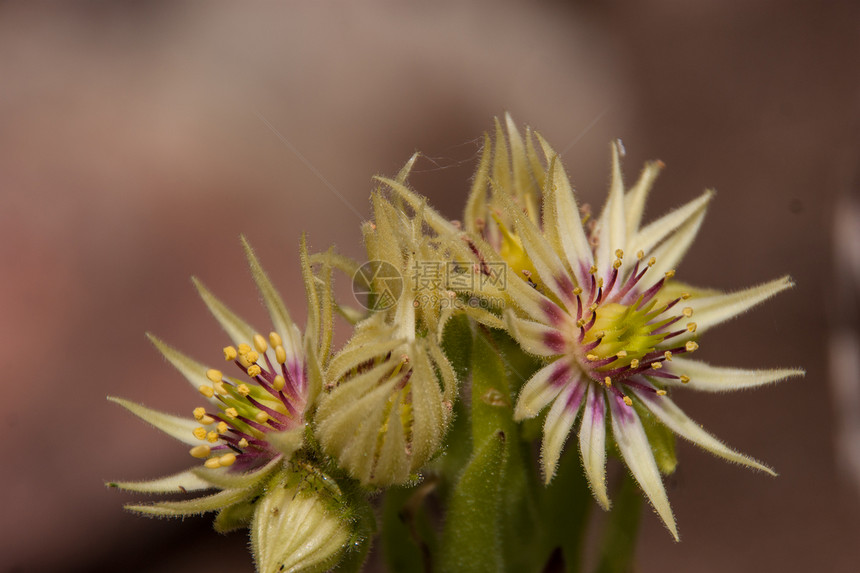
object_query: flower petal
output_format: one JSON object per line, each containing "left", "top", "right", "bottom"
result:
{"left": 634, "top": 390, "right": 776, "bottom": 475}
{"left": 107, "top": 469, "right": 214, "bottom": 494}
{"left": 541, "top": 379, "right": 586, "bottom": 483}
{"left": 146, "top": 334, "right": 213, "bottom": 395}
{"left": 683, "top": 275, "right": 794, "bottom": 337}
{"left": 624, "top": 160, "right": 664, "bottom": 238}
{"left": 513, "top": 358, "right": 577, "bottom": 421}
{"left": 661, "top": 357, "right": 804, "bottom": 392}
{"left": 608, "top": 392, "right": 678, "bottom": 540}
{"left": 126, "top": 487, "right": 252, "bottom": 517}
{"left": 504, "top": 311, "right": 568, "bottom": 357}
{"left": 648, "top": 197, "right": 710, "bottom": 278}
{"left": 579, "top": 384, "right": 610, "bottom": 509}
{"left": 192, "top": 277, "right": 257, "bottom": 346}
{"left": 594, "top": 142, "right": 627, "bottom": 278}
{"left": 107, "top": 397, "right": 200, "bottom": 446}
{"left": 629, "top": 190, "right": 713, "bottom": 263}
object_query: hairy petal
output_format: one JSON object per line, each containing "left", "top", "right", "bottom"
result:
{"left": 579, "top": 384, "right": 610, "bottom": 509}
{"left": 541, "top": 379, "right": 586, "bottom": 483}
{"left": 661, "top": 357, "right": 804, "bottom": 392}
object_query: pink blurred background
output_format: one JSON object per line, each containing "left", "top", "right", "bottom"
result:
{"left": 1, "top": 1, "right": 858, "bottom": 571}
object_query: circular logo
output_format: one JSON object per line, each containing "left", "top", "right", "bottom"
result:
{"left": 352, "top": 260, "right": 403, "bottom": 311}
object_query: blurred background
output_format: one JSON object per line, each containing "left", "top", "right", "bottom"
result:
{"left": 1, "top": 1, "right": 858, "bottom": 571}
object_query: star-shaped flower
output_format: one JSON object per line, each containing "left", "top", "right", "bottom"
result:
{"left": 467, "top": 117, "right": 803, "bottom": 539}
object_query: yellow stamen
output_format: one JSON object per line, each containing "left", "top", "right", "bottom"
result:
{"left": 247, "top": 365, "right": 262, "bottom": 378}
{"left": 597, "top": 278, "right": 604, "bottom": 288}
{"left": 587, "top": 354, "right": 599, "bottom": 361}
{"left": 255, "top": 411, "right": 269, "bottom": 424}
{"left": 193, "top": 407, "right": 206, "bottom": 421}
{"left": 613, "top": 259, "right": 622, "bottom": 269}
{"left": 237, "top": 343, "right": 252, "bottom": 355}
{"left": 237, "top": 384, "right": 251, "bottom": 396}
{"left": 589, "top": 265, "right": 598, "bottom": 274}
{"left": 223, "top": 346, "right": 238, "bottom": 361}
{"left": 192, "top": 427, "right": 207, "bottom": 440}
{"left": 630, "top": 359, "right": 640, "bottom": 369}
{"left": 615, "top": 249, "right": 624, "bottom": 259}
{"left": 273, "top": 375, "right": 286, "bottom": 391}
{"left": 685, "top": 341, "right": 699, "bottom": 352}
{"left": 623, "top": 395, "right": 633, "bottom": 406}
{"left": 651, "top": 362, "right": 662, "bottom": 370}
{"left": 679, "top": 375, "right": 690, "bottom": 384}
{"left": 217, "top": 421, "right": 229, "bottom": 433}
{"left": 275, "top": 346, "right": 287, "bottom": 364}
{"left": 604, "top": 376, "right": 612, "bottom": 387}
{"left": 664, "top": 351, "right": 673, "bottom": 361}
{"left": 190, "top": 445, "right": 210, "bottom": 458}
{"left": 576, "top": 319, "right": 586, "bottom": 328}
{"left": 664, "top": 270, "right": 675, "bottom": 278}
{"left": 206, "top": 369, "right": 222, "bottom": 383}
{"left": 198, "top": 385, "right": 215, "bottom": 398}
{"left": 616, "top": 350, "right": 628, "bottom": 358}
{"left": 648, "top": 256, "right": 656, "bottom": 267}
{"left": 225, "top": 407, "right": 239, "bottom": 419}
{"left": 254, "top": 334, "right": 268, "bottom": 353}
{"left": 657, "top": 390, "right": 667, "bottom": 396}
{"left": 214, "top": 382, "right": 228, "bottom": 396}
{"left": 244, "top": 351, "right": 259, "bottom": 364}
{"left": 681, "top": 292, "right": 691, "bottom": 300}
{"left": 573, "top": 287, "right": 583, "bottom": 296}
{"left": 218, "top": 453, "right": 236, "bottom": 467}
{"left": 687, "top": 322, "right": 698, "bottom": 332}
{"left": 238, "top": 438, "right": 249, "bottom": 448}
{"left": 637, "top": 250, "right": 644, "bottom": 260}
{"left": 682, "top": 307, "right": 693, "bottom": 317}
{"left": 269, "top": 332, "right": 282, "bottom": 348}
{"left": 206, "top": 431, "right": 218, "bottom": 443}
{"left": 204, "top": 457, "right": 221, "bottom": 469}
{"left": 200, "top": 415, "right": 215, "bottom": 425}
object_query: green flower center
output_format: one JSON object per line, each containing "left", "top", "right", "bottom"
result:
{"left": 582, "top": 302, "right": 671, "bottom": 370}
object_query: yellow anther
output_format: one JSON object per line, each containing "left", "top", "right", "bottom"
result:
{"left": 589, "top": 265, "right": 598, "bottom": 274}
{"left": 273, "top": 375, "right": 286, "bottom": 391}
{"left": 237, "top": 343, "right": 252, "bottom": 355}
{"left": 189, "top": 445, "right": 210, "bottom": 459}
{"left": 587, "top": 354, "right": 599, "bottom": 361}
{"left": 687, "top": 322, "right": 698, "bottom": 333}
{"left": 679, "top": 375, "right": 690, "bottom": 384}
{"left": 656, "top": 390, "right": 667, "bottom": 396}
{"left": 576, "top": 319, "right": 586, "bottom": 328}
{"left": 217, "top": 421, "right": 229, "bottom": 433}
{"left": 521, "top": 269, "right": 532, "bottom": 278}
{"left": 192, "top": 427, "right": 207, "bottom": 440}
{"left": 651, "top": 362, "right": 662, "bottom": 370}
{"left": 206, "top": 431, "right": 218, "bottom": 443}
{"left": 255, "top": 411, "right": 269, "bottom": 424}
{"left": 664, "top": 270, "right": 675, "bottom": 278}
{"left": 597, "top": 278, "right": 605, "bottom": 288}
{"left": 616, "top": 350, "right": 628, "bottom": 358}
{"left": 604, "top": 376, "right": 612, "bottom": 387}
{"left": 615, "top": 249, "right": 624, "bottom": 259}
{"left": 200, "top": 415, "right": 215, "bottom": 425}
{"left": 685, "top": 341, "right": 699, "bottom": 352}
{"left": 664, "top": 351, "right": 673, "bottom": 361}
{"left": 588, "top": 303, "right": 598, "bottom": 313}
{"left": 244, "top": 351, "right": 259, "bottom": 364}
{"left": 204, "top": 458, "right": 221, "bottom": 469}
{"left": 681, "top": 292, "right": 691, "bottom": 300}
{"left": 275, "top": 346, "right": 287, "bottom": 364}
{"left": 193, "top": 407, "right": 206, "bottom": 420}
{"left": 630, "top": 359, "right": 640, "bottom": 369}
{"left": 613, "top": 259, "right": 622, "bottom": 269}
{"left": 225, "top": 407, "right": 239, "bottom": 419}
{"left": 648, "top": 256, "right": 656, "bottom": 267}
{"left": 223, "top": 346, "right": 238, "bottom": 361}
{"left": 238, "top": 438, "right": 249, "bottom": 448}
{"left": 254, "top": 334, "right": 268, "bottom": 353}
{"left": 206, "top": 369, "right": 222, "bottom": 383}
{"left": 682, "top": 307, "right": 693, "bottom": 317}
{"left": 637, "top": 250, "right": 644, "bottom": 260}
{"left": 623, "top": 396, "right": 633, "bottom": 406}
{"left": 214, "top": 382, "right": 228, "bottom": 396}
{"left": 573, "top": 287, "right": 583, "bottom": 296}
{"left": 198, "top": 385, "right": 215, "bottom": 398}
{"left": 218, "top": 453, "right": 236, "bottom": 467}
{"left": 247, "top": 365, "right": 262, "bottom": 378}
{"left": 269, "top": 332, "right": 283, "bottom": 348}
{"left": 237, "top": 384, "right": 251, "bottom": 396}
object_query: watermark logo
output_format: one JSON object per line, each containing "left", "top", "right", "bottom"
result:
{"left": 353, "top": 261, "right": 403, "bottom": 311}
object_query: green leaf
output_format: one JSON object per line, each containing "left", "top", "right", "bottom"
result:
{"left": 381, "top": 485, "right": 436, "bottom": 573}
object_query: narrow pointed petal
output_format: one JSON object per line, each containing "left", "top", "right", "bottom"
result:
{"left": 505, "top": 113, "right": 540, "bottom": 222}
{"left": 126, "top": 488, "right": 252, "bottom": 517}
{"left": 634, "top": 390, "right": 776, "bottom": 475}
{"left": 629, "top": 191, "right": 712, "bottom": 261}
{"left": 242, "top": 236, "right": 303, "bottom": 363}
{"left": 542, "top": 379, "right": 586, "bottom": 483}
{"left": 594, "top": 142, "right": 626, "bottom": 278}
{"left": 684, "top": 276, "right": 794, "bottom": 337}
{"left": 624, "top": 160, "right": 664, "bottom": 238}
{"left": 146, "top": 334, "right": 212, "bottom": 395}
{"left": 108, "top": 469, "right": 214, "bottom": 494}
{"left": 662, "top": 357, "right": 804, "bottom": 392}
{"left": 649, "top": 201, "right": 709, "bottom": 278}
{"left": 108, "top": 397, "right": 200, "bottom": 445}
{"left": 192, "top": 277, "right": 257, "bottom": 346}
{"left": 496, "top": 186, "right": 578, "bottom": 308}
{"left": 504, "top": 311, "right": 568, "bottom": 357}
{"left": 579, "top": 384, "right": 610, "bottom": 509}
{"left": 464, "top": 134, "right": 493, "bottom": 236}
{"left": 608, "top": 393, "right": 678, "bottom": 540}
{"left": 190, "top": 457, "right": 282, "bottom": 490}
{"left": 513, "top": 358, "right": 577, "bottom": 420}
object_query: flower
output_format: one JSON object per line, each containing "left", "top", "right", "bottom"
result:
{"left": 467, "top": 116, "right": 803, "bottom": 539}
{"left": 109, "top": 236, "right": 354, "bottom": 569}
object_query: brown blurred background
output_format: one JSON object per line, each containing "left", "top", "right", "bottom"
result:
{"left": 1, "top": 1, "right": 858, "bottom": 572}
